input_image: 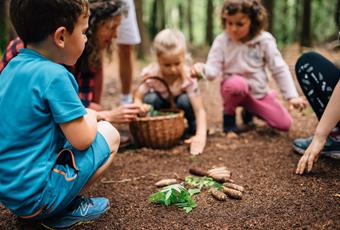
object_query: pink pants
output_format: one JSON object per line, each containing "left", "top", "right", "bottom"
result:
{"left": 220, "top": 75, "right": 292, "bottom": 131}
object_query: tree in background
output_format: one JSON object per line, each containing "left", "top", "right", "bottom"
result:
{"left": 135, "top": 0, "right": 146, "bottom": 59}
{"left": 205, "top": 0, "right": 214, "bottom": 45}
{"left": 262, "top": 0, "right": 274, "bottom": 33}
{"left": 149, "top": 0, "right": 166, "bottom": 40}
{"left": 301, "top": 0, "right": 312, "bottom": 47}
{"left": 178, "top": 2, "right": 184, "bottom": 31}
{"left": 187, "top": 0, "right": 193, "bottom": 43}
{"left": 0, "top": 0, "right": 9, "bottom": 52}
{"left": 335, "top": 0, "right": 340, "bottom": 30}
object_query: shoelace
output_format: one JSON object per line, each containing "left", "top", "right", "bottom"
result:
{"left": 71, "top": 196, "right": 95, "bottom": 216}
{"left": 77, "top": 196, "right": 94, "bottom": 206}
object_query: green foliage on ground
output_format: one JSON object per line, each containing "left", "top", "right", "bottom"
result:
{"left": 185, "top": 176, "right": 222, "bottom": 190}
{"left": 149, "top": 184, "right": 200, "bottom": 213}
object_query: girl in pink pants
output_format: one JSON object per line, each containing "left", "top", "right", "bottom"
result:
{"left": 194, "top": 0, "right": 306, "bottom": 133}
{"left": 221, "top": 75, "right": 292, "bottom": 131}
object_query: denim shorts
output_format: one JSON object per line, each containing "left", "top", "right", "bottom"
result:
{"left": 18, "top": 132, "right": 110, "bottom": 220}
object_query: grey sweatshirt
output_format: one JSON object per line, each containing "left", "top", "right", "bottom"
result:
{"left": 204, "top": 31, "right": 298, "bottom": 100}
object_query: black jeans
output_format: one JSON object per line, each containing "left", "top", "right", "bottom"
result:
{"left": 295, "top": 52, "right": 340, "bottom": 127}
{"left": 143, "top": 92, "right": 196, "bottom": 134}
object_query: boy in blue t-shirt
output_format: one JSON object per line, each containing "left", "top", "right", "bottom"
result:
{"left": 0, "top": 0, "right": 120, "bottom": 228}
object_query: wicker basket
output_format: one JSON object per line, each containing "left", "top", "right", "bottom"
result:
{"left": 129, "top": 76, "right": 186, "bottom": 149}
{"left": 129, "top": 109, "right": 186, "bottom": 148}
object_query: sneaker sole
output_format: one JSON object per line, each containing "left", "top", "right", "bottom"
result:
{"left": 293, "top": 145, "right": 340, "bottom": 160}
{"left": 41, "top": 220, "right": 95, "bottom": 230}
{"left": 41, "top": 205, "right": 110, "bottom": 229}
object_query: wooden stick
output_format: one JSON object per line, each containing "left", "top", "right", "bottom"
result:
{"left": 155, "top": 179, "right": 178, "bottom": 187}
{"left": 211, "top": 188, "right": 227, "bottom": 201}
{"left": 222, "top": 186, "right": 242, "bottom": 199}
{"left": 223, "top": 182, "right": 245, "bottom": 192}
{"left": 189, "top": 168, "right": 208, "bottom": 177}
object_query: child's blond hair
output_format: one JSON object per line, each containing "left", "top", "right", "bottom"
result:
{"left": 153, "top": 29, "right": 187, "bottom": 57}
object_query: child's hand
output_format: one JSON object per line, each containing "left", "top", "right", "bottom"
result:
{"left": 96, "top": 112, "right": 106, "bottom": 121}
{"left": 289, "top": 97, "right": 308, "bottom": 111}
{"left": 98, "top": 103, "right": 141, "bottom": 123}
{"left": 191, "top": 63, "right": 206, "bottom": 80}
{"left": 138, "top": 103, "right": 152, "bottom": 117}
{"left": 295, "top": 135, "right": 326, "bottom": 175}
{"left": 184, "top": 135, "right": 206, "bottom": 155}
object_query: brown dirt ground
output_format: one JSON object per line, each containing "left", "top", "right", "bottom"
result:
{"left": 1, "top": 44, "right": 339, "bottom": 230}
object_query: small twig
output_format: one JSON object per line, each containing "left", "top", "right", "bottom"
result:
{"left": 101, "top": 176, "right": 145, "bottom": 184}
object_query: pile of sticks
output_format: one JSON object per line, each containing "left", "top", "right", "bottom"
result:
{"left": 189, "top": 166, "right": 245, "bottom": 201}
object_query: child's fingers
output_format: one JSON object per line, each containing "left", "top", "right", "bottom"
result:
{"left": 296, "top": 155, "right": 308, "bottom": 174}
{"left": 190, "top": 142, "right": 202, "bottom": 155}
{"left": 184, "top": 138, "right": 192, "bottom": 145}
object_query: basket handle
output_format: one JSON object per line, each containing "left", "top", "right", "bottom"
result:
{"left": 137, "top": 76, "right": 176, "bottom": 108}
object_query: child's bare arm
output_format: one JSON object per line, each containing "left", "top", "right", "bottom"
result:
{"left": 133, "top": 86, "right": 145, "bottom": 105}
{"left": 60, "top": 108, "right": 98, "bottom": 150}
{"left": 296, "top": 81, "right": 340, "bottom": 174}
{"left": 186, "top": 95, "right": 207, "bottom": 155}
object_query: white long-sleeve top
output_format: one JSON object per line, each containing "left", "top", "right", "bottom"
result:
{"left": 204, "top": 31, "right": 298, "bottom": 100}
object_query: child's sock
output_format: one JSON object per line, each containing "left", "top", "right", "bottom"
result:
{"left": 223, "top": 113, "right": 238, "bottom": 133}
{"left": 120, "top": 93, "right": 133, "bottom": 105}
{"left": 241, "top": 108, "right": 254, "bottom": 125}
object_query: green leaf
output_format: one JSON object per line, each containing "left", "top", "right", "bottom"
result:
{"left": 185, "top": 176, "right": 222, "bottom": 190}
{"left": 149, "top": 183, "right": 197, "bottom": 213}
{"left": 188, "top": 188, "right": 201, "bottom": 196}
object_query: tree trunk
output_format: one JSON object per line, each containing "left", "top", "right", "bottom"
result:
{"left": 149, "top": 0, "right": 166, "bottom": 40}
{"left": 158, "top": 0, "right": 166, "bottom": 30}
{"left": 149, "top": 0, "right": 158, "bottom": 39}
{"left": 187, "top": 0, "right": 193, "bottom": 42}
{"left": 336, "top": 0, "right": 340, "bottom": 30}
{"left": 205, "top": 0, "right": 214, "bottom": 45}
{"left": 178, "top": 3, "right": 184, "bottom": 31}
{"left": 281, "top": 0, "right": 289, "bottom": 44}
{"left": 0, "top": 0, "right": 9, "bottom": 52}
{"left": 262, "top": 0, "right": 274, "bottom": 33}
{"left": 294, "top": 0, "right": 301, "bottom": 42}
{"left": 300, "top": 0, "right": 312, "bottom": 47}
{"left": 135, "top": 0, "right": 145, "bottom": 59}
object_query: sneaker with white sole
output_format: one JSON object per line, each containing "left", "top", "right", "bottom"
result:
{"left": 41, "top": 196, "right": 109, "bottom": 229}
{"left": 292, "top": 136, "right": 340, "bottom": 159}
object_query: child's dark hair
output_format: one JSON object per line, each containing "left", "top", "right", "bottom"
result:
{"left": 221, "top": 0, "right": 267, "bottom": 38}
{"left": 10, "top": 0, "right": 89, "bottom": 44}
{"left": 76, "top": 0, "right": 126, "bottom": 75}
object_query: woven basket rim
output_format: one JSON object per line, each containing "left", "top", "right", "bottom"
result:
{"left": 133, "top": 109, "right": 184, "bottom": 122}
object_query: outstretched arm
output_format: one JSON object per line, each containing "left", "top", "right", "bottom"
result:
{"left": 185, "top": 95, "right": 207, "bottom": 155}
{"left": 296, "top": 81, "right": 340, "bottom": 174}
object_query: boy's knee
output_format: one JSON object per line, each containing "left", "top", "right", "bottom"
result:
{"left": 221, "top": 75, "right": 249, "bottom": 96}
{"left": 97, "top": 121, "right": 120, "bottom": 154}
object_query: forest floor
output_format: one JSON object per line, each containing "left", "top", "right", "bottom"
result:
{"left": 1, "top": 44, "right": 339, "bottom": 229}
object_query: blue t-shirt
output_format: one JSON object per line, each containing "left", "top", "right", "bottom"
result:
{"left": 0, "top": 49, "right": 86, "bottom": 213}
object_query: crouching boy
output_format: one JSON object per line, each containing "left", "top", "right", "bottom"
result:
{"left": 0, "top": 0, "right": 120, "bottom": 228}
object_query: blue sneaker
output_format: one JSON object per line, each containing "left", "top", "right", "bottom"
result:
{"left": 41, "top": 196, "right": 109, "bottom": 229}
{"left": 292, "top": 136, "right": 340, "bottom": 159}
